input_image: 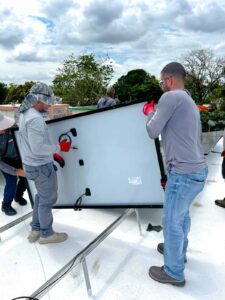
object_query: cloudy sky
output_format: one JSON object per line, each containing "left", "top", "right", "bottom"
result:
{"left": 1, "top": 0, "right": 225, "bottom": 85}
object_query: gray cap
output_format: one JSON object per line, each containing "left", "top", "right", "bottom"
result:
{"left": 19, "top": 82, "right": 57, "bottom": 113}
{"left": 30, "top": 82, "right": 56, "bottom": 100}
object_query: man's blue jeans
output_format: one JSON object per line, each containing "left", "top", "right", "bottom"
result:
{"left": 24, "top": 163, "right": 58, "bottom": 238}
{"left": 163, "top": 167, "right": 208, "bottom": 281}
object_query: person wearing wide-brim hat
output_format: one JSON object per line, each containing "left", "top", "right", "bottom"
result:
{"left": 0, "top": 111, "right": 26, "bottom": 216}
{"left": 0, "top": 112, "right": 15, "bottom": 130}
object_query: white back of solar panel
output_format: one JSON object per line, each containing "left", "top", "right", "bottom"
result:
{"left": 15, "top": 102, "right": 165, "bottom": 207}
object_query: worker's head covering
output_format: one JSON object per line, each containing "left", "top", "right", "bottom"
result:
{"left": 19, "top": 82, "right": 57, "bottom": 113}
{"left": 0, "top": 111, "right": 15, "bottom": 130}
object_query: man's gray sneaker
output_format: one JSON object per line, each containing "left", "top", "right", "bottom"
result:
{"left": 157, "top": 243, "right": 187, "bottom": 263}
{"left": 149, "top": 266, "right": 186, "bottom": 286}
{"left": 27, "top": 230, "right": 40, "bottom": 243}
{"left": 38, "top": 232, "right": 68, "bottom": 244}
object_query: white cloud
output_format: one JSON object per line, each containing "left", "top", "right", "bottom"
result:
{"left": 0, "top": 0, "right": 225, "bottom": 85}
{"left": 177, "top": 2, "right": 225, "bottom": 32}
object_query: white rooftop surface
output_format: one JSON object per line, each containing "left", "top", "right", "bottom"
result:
{"left": 0, "top": 138, "right": 225, "bottom": 300}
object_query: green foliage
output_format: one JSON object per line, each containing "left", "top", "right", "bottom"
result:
{"left": 200, "top": 111, "right": 210, "bottom": 131}
{"left": 114, "top": 69, "right": 162, "bottom": 103}
{"left": 4, "top": 81, "right": 34, "bottom": 104}
{"left": 52, "top": 53, "right": 114, "bottom": 106}
{"left": 0, "top": 82, "right": 8, "bottom": 104}
{"left": 182, "top": 49, "right": 225, "bottom": 103}
{"left": 200, "top": 110, "right": 225, "bottom": 132}
{"left": 206, "top": 84, "right": 225, "bottom": 110}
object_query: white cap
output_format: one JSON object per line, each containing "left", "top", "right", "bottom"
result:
{"left": 0, "top": 111, "right": 15, "bottom": 130}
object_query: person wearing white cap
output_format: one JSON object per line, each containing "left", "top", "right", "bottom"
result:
{"left": 0, "top": 112, "right": 26, "bottom": 216}
{"left": 18, "top": 82, "right": 71, "bottom": 244}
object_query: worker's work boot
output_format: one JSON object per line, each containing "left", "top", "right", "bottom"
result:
{"left": 1, "top": 205, "right": 17, "bottom": 216}
{"left": 215, "top": 198, "right": 225, "bottom": 208}
{"left": 15, "top": 197, "right": 27, "bottom": 206}
{"left": 38, "top": 232, "right": 68, "bottom": 244}
{"left": 149, "top": 266, "right": 186, "bottom": 286}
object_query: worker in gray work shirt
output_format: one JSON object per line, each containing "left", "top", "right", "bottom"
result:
{"left": 18, "top": 82, "right": 71, "bottom": 244}
{"left": 143, "top": 62, "right": 208, "bottom": 286}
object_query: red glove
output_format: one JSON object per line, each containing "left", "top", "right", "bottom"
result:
{"left": 143, "top": 100, "right": 155, "bottom": 115}
{"left": 59, "top": 139, "right": 71, "bottom": 152}
{"left": 53, "top": 153, "right": 65, "bottom": 168}
{"left": 221, "top": 150, "right": 225, "bottom": 157}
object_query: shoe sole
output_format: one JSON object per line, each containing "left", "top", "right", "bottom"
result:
{"left": 15, "top": 201, "right": 27, "bottom": 206}
{"left": 38, "top": 239, "right": 67, "bottom": 244}
{"left": 2, "top": 213, "right": 17, "bottom": 216}
{"left": 38, "top": 235, "right": 68, "bottom": 244}
{"left": 215, "top": 202, "right": 225, "bottom": 208}
{"left": 149, "top": 270, "right": 186, "bottom": 287}
{"left": 1, "top": 208, "right": 17, "bottom": 216}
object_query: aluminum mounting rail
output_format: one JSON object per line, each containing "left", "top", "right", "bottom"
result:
{"left": 30, "top": 208, "right": 142, "bottom": 299}
{"left": 0, "top": 211, "right": 32, "bottom": 237}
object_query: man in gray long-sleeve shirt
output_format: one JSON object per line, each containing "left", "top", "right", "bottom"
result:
{"left": 144, "top": 62, "right": 208, "bottom": 286}
{"left": 18, "top": 82, "right": 71, "bottom": 244}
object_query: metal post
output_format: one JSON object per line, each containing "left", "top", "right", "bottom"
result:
{"left": 134, "top": 209, "right": 143, "bottom": 236}
{"left": 81, "top": 257, "right": 92, "bottom": 298}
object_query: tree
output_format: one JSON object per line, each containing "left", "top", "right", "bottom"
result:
{"left": 208, "top": 83, "right": 225, "bottom": 110}
{"left": 0, "top": 82, "right": 8, "bottom": 104}
{"left": 52, "top": 54, "right": 114, "bottom": 106}
{"left": 5, "top": 81, "right": 34, "bottom": 104}
{"left": 182, "top": 49, "right": 225, "bottom": 103}
{"left": 114, "top": 69, "right": 162, "bottom": 103}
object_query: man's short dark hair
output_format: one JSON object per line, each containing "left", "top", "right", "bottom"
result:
{"left": 161, "top": 62, "right": 186, "bottom": 80}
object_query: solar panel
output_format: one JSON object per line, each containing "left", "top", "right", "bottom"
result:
{"left": 14, "top": 102, "right": 165, "bottom": 208}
